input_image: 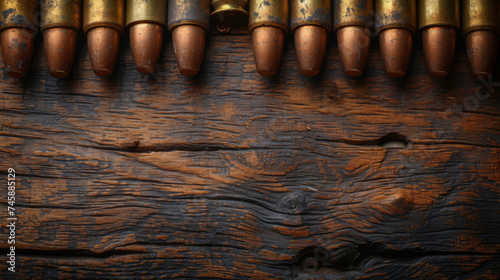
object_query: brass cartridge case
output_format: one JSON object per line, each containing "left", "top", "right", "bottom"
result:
{"left": 211, "top": 0, "right": 248, "bottom": 18}
{"left": 126, "top": 0, "right": 167, "bottom": 28}
{"left": 375, "top": 0, "right": 417, "bottom": 34}
{"left": 83, "top": 0, "right": 124, "bottom": 34}
{"left": 249, "top": 0, "right": 289, "bottom": 33}
{"left": 418, "top": 0, "right": 459, "bottom": 30}
{"left": 168, "top": 0, "right": 210, "bottom": 32}
{"left": 0, "top": 0, "right": 39, "bottom": 32}
{"left": 211, "top": 0, "right": 248, "bottom": 33}
{"left": 291, "top": 0, "right": 332, "bottom": 33}
{"left": 462, "top": 0, "right": 499, "bottom": 35}
{"left": 41, "top": 0, "right": 82, "bottom": 32}
{"left": 333, "top": 0, "right": 373, "bottom": 31}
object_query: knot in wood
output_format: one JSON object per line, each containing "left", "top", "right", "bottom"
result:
{"left": 293, "top": 247, "right": 329, "bottom": 274}
{"left": 302, "top": 256, "right": 319, "bottom": 273}
{"left": 385, "top": 190, "right": 413, "bottom": 216}
{"left": 278, "top": 192, "right": 306, "bottom": 214}
{"left": 372, "top": 189, "right": 414, "bottom": 216}
{"left": 388, "top": 190, "right": 414, "bottom": 215}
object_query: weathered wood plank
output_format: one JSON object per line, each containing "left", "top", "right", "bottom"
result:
{"left": 3, "top": 142, "right": 499, "bottom": 242}
{"left": 0, "top": 33, "right": 499, "bottom": 279}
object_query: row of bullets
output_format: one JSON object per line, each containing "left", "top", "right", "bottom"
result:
{"left": 0, "top": 0, "right": 498, "bottom": 79}
{"left": 0, "top": 0, "right": 207, "bottom": 78}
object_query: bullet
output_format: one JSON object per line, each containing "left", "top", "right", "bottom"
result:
{"left": 126, "top": 0, "right": 167, "bottom": 74}
{"left": 168, "top": 1, "right": 210, "bottom": 76}
{"left": 462, "top": 0, "right": 499, "bottom": 79}
{"left": 291, "top": 0, "right": 332, "bottom": 76}
{"left": 83, "top": 0, "right": 124, "bottom": 77}
{"left": 249, "top": 0, "right": 289, "bottom": 76}
{"left": 211, "top": 0, "right": 249, "bottom": 34}
{"left": 333, "top": 0, "right": 373, "bottom": 77}
{"left": 41, "top": 0, "right": 81, "bottom": 78}
{"left": 375, "top": 0, "right": 416, "bottom": 78}
{"left": 0, "top": 0, "right": 38, "bottom": 78}
{"left": 419, "top": 0, "right": 459, "bottom": 78}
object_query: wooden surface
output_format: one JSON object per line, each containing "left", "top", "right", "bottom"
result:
{"left": 0, "top": 31, "right": 499, "bottom": 279}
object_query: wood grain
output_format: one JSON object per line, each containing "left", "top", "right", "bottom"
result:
{"left": 0, "top": 31, "right": 499, "bottom": 279}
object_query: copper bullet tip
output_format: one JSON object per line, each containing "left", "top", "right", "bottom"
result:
{"left": 251, "top": 26, "right": 285, "bottom": 77}
{"left": 337, "top": 26, "right": 371, "bottom": 77}
{"left": 294, "top": 25, "right": 328, "bottom": 77}
{"left": 422, "top": 27, "right": 456, "bottom": 78}
{"left": 87, "top": 27, "right": 121, "bottom": 77}
{"left": 172, "top": 25, "right": 206, "bottom": 76}
{"left": 0, "top": 28, "right": 35, "bottom": 78}
{"left": 379, "top": 28, "right": 413, "bottom": 78}
{"left": 465, "top": 30, "right": 499, "bottom": 79}
{"left": 129, "top": 23, "right": 163, "bottom": 74}
{"left": 43, "top": 28, "right": 78, "bottom": 78}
